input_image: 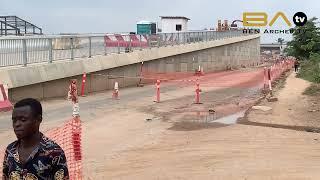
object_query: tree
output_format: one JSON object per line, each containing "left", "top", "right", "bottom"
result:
{"left": 285, "top": 17, "right": 320, "bottom": 60}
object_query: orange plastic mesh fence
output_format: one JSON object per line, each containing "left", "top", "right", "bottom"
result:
{"left": 0, "top": 117, "right": 82, "bottom": 180}
{"left": 140, "top": 59, "right": 295, "bottom": 89}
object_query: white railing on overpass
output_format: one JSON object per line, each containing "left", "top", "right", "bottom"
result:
{"left": 0, "top": 30, "right": 247, "bottom": 67}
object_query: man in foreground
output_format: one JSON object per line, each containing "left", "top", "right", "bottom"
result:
{"left": 2, "top": 98, "right": 69, "bottom": 180}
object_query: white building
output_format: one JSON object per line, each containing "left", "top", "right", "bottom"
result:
{"left": 160, "top": 16, "right": 190, "bottom": 33}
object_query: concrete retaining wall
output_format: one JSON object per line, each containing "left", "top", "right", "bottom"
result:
{"left": 0, "top": 34, "right": 260, "bottom": 102}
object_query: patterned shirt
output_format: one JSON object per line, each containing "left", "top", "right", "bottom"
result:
{"left": 2, "top": 133, "right": 69, "bottom": 180}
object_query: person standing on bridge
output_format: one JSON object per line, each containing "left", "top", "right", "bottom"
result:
{"left": 2, "top": 98, "right": 69, "bottom": 180}
{"left": 294, "top": 60, "right": 300, "bottom": 72}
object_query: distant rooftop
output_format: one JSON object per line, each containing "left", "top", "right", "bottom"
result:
{"left": 137, "top": 20, "right": 154, "bottom": 24}
{"left": 160, "top": 16, "right": 190, "bottom": 20}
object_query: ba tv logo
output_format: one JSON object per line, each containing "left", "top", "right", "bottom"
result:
{"left": 243, "top": 12, "right": 307, "bottom": 27}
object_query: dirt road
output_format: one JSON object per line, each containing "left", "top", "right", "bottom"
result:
{"left": 82, "top": 71, "right": 320, "bottom": 180}
{"left": 2, "top": 68, "right": 320, "bottom": 179}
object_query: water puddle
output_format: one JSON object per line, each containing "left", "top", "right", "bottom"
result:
{"left": 210, "top": 111, "right": 246, "bottom": 124}
{"left": 168, "top": 110, "right": 247, "bottom": 131}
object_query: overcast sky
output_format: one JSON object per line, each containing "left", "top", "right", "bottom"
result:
{"left": 1, "top": 0, "right": 319, "bottom": 43}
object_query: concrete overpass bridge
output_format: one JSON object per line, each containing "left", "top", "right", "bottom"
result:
{"left": 260, "top": 43, "right": 287, "bottom": 56}
{"left": 0, "top": 31, "right": 260, "bottom": 101}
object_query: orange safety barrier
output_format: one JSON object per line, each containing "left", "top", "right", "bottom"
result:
{"left": 195, "top": 80, "right": 201, "bottom": 104}
{"left": 0, "top": 84, "right": 13, "bottom": 112}
{"left": 112, "top": 81, "right": 119, "bottom": 100}
{"left": 154, "top": 80, "right": 160, "bottom": 103}
{"left": 0, "top": 117, "right": 83, "bottom": 180}
{"left": 80, "top": 72, "right": 87, "bottom": 97}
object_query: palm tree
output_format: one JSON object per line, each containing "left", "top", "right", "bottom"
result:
{"left": 277, "top": 38, "right": 285, "bottom": 45}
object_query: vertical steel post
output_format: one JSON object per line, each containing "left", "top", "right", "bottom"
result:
{"left": 48, "top": 38, "right": 53, "bottom": 63}
{"left": 22, "top": 39, "right": 27, "bottom": 66}
{"left": 117, "top": 40, "right": 120, "bottom": 54}
{"left": 70, "top": 37, "right": 74, "bottom": 60}
{"left": 88, "top": 37, "right": 92, "bottom": 58}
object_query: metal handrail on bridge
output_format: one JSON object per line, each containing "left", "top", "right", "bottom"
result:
{"left": 0, "top": 30, "right": 247, "bottom": 67}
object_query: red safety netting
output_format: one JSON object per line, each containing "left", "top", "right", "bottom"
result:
{"left": 263, "top": 59, "right": 295, "bottom": 90}
{"left": 0, "top": 117, "right": 82, "bottom": 179}
{"left": 140, "top": 58, "right": 295, "bottom": 90}
{"left": 140, "top": 66, "right": 265, "bottom": 90}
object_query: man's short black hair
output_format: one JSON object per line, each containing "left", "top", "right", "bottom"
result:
{"left": 14, "top": 98, "right": 42, "bottom": 118}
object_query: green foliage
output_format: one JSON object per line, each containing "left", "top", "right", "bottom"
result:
{"left": 285, "top": 17, "right": 320, "bottom": 60}
{"left": 297, "top": 53, "right": 320, "bottom": 83}
{"left": 285, "top": 17, "right": 320, "bottom": 83}
{"left": 303, "top": 84, "right": 320, "bottom": 96}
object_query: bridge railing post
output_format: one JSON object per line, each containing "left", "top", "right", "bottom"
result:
{"left": 147, "top": 34, "right": 151, "bottom": 49}
{"left": 182, "top": 32, "right": 185, "bottom": 44}
{"left": 104, "top": 36, "right": 107, "bottom": 55}
{"left": 48, "top": 38, "right": 53, "bottom": 63}
{"left": 203, "top": 32, "right": 205, "bottom": 41}
{"left": 195, "top": 32, "right": 197, "bottom": 43}
{"left": 129, "top": 35, "right": 132, "bottom": 51}
{"left": 192, "top": 32, "right": 194, "bottom": 43}
{"left": 22, "top": 39, "right": 27, "bottom": 66}
{"left": 162, "top": 34, "right": 165, "bottom": 46}
{"left": 70, "top": 37, "right": 74, "bottom": 60}
{"left": 157, "top": 34, "right": 160, "bottom": 47}
{"left": 117, "top": 40, "right": 120, "bottom": 54}
{"left": 206, "top": 31, "right": 208, "bottom": 41}
{"left": 88, "top": 36, "right": 92, "bottom": 58}
{"left": 191, "top": 32, "right": 193, "bottom": 43}
{"left": 192, "top": 32, "right": 195, "bottom": 43}
{"left": 171, "top": 33, "right": 174, "bottom": 46}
